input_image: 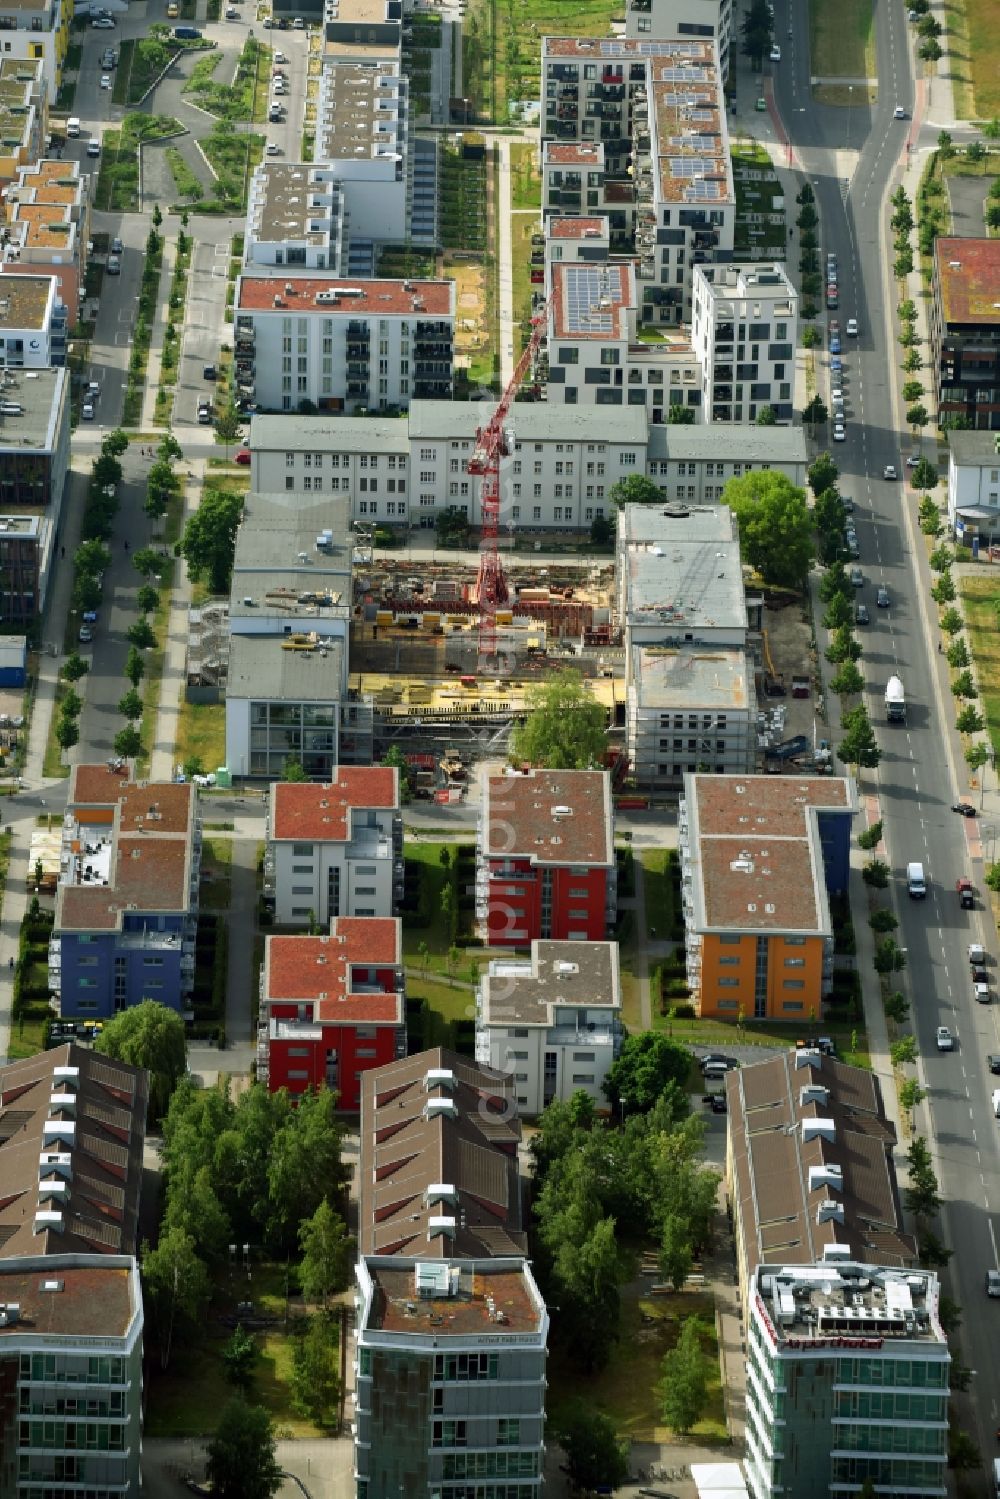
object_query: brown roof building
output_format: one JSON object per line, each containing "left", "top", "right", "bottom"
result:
{"left": 930, "top": 237, "right": 1000, "bottom": 431}
{"left": 0, "top": 1042, "right": 147, "bottom": 1259}
{"left": 726, "top": 1047, "right": 916, "bottom": 1305}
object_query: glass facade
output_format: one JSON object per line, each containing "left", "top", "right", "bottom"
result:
{"left": 249, "top": 700, "right": 339, "bottom": 779}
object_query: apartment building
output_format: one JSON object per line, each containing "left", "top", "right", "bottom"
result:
{"left": 0, "top": 271, "right": 63, "bottom": 366}
{"left": 628, "top": 645, "right": 755, "bottom": 790}
{"left": 544, "top": 212, "right": 612, "bottom": 271}
{"left": 4, "top": 157, "right": 90, "bottom": 326}
{"left": 244, "top": 162, "right": 348, "bottom": 273}
{"left": 626, "top": 0, "right": 735, "bottom": 79}
{"left": 265, "top": 765, "right": 402, "bottom": 926}
{"left": 315, "top": 58, "right": 409, "bottom": 244}
{"left": 222, "top": 489, "right": 354, "bottom": 780}
{"left": 0, "top": 1043, "right": 148, "bottom": 1498}
{"left": 476, "top": 768, "right": 616, "bottom": 947}
{"left": 258, "top": 916, "right": 406, "bottom": 1106}
{"left": 679, "top": 773, "right": 857, "bottom": 1021}
{"left": 234, "top": 275, "right": 454, "bottom": 412}
{"left": 0, "top": 0, "right": 67, "bottom": 106}
{"left": 691, "top": 262, "right": 798, "bottom": 422}
{"left": 645, "top": 420, "right": 808, "bottom": 501}
{"left": 930, "top": 237, "right": 1000, "bottom": 431}
{"left": 475, "top": 938, "right": 623, "bottom": 1115}
{"left": 725, "top": 1049, "right": 945, "bottom": 1499}
{"left": 0, "top": 57, "right": 45, "bottom": 184}
{"left": 354, "top": 1050, "right": 547, "bottom": 1498}
{"left": 541, "top": 37, "right": 735, "bottom": 326}
{"left": 247, "top": 403, "right": 649, "bottom": 532}
{"left": 50, "top": 763, "right": 201, "bottom": 1020}
{"left": 946, "top": 428, "right": 1000, "bottom": 543}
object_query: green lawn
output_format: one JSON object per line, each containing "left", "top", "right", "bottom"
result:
{"left": 175, "top": 701, "right": 226, "bottom": 777}
{"left": 547, "top": 1290, "right": 728, "bottom": 1444}
{"left": 8, "top": 1000, "right": 50, "bottom": 1061}
{"left": 463, "top": 0, "right": 620, "bottom": 122}
{"left": 946, "top": 0, "right": 1000, "bottom": 118}
{"left": 960, "top": 576, "right": 1000, "bottom": 758}
{"left": 201, "top": 836, "right": 233, "bottom": 912}
{"left": 511, "top": 214, "right": 540, "bottom": 358}
{"left": 510, "top": 142, "right": 541, "bottom": 210}
{"left": 809, "top": 0, "right": 874, "bottom": 85}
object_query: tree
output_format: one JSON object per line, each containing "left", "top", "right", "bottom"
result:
{"left": 93, "top": 454, "right": 122, "bottom": 490}
{"left": 667, "top": 403, "right": 696, "bottom": 424}
{"left": 603, "top": 1032, "right": 691, "bottom": 1113}
{"left": 102, "top": 428, "right": 130, "bottom": 458}
{"left": 61, "top": 651, "right": 89, "bottom": 683}
{"left": 289, "top": 1313, "right": 341, "bottom": 1427}
{"left": 127, "top": 617, "right": 157, "bottom": 650}
{"left": 265, "top": 1088, "right": 348, "bottom": 1254}
{"left": 73, "top": 574, "right": 102, "bottom": 614}
{"left": 839, "top": 703, "right": 881, "bottom": 770}
{"left": 96, "top": 1000, "right": 187, "bottom": 1120}
{"left": 145, "top": 460, "right": 176, "bottom": 520}
{"left": 741, "top": 0, "right": 773, "bottom": 62}
{"left": 984, "top": 115, "right": 1000, "bottom": 139}
{"left": 298, "top": 1199, "right": 354, "bottom": 1307}
{"left": 163, "top": 1161, "right": 232, "bottom": 1266}
{"left": 215, "top": 402, "right": 243, "bottom": 455}
{"left": 590, "top": 512, "right": 615, "bottom": 544}
{"left": 862, "top": 858, "right": 889, "bottom": 888}
{"left": 936, "top": 127, "right": 953, "bottom": 156}
{"left": 222, "top": 1324, "right": 259, "bottom": 1391}
{"left": 132, "top": 546, "right": 163, "bottom": 579}
{"left": 114, "top": 725, "right": 143, "bottom": 758}
{"left": 951, "top": 669, "right": 977, "bottom": 699}
{"left": 823, "top": 592, "right": 854, "bottom": 631}
{"left": 825, "top": 623, "right": 861, "bottom": 664}
{"left": 553, "top": 1402, "right": 629, "bottom": 1496}
{"left": 157, "top": 431, "right": 182, "bottom": 464}
{"left": 940, "top": 607, "right": 963, "bottom": 636}
{"left": 948, "top": 636, "right": 970, "bottom": 668}
{"left": 903, "top": 347, "right": 922, "bottom": 373}
{"left": 379, "top": 745, "right": 412, "bottom": 803}
{"left": 180, "top": 486, "right": 244, "bottom": 593}
{"left": 906, "top": 403, "right": 929, "bottom": 429}
{"left": 609, "top": 474, "right": 663, "bottom": 509}
{"left": 659, "top": 1213, "right": 694, "bottom": 1291}
{"left": 137, "top": 584, "right": 160, "bottom": 615}
{"left": 125, "top": 646, "right": 146, "bottom": 688}
{"left": 658, "top": 1317, "right": 710, "bottom": 1436}
{"left": 435, "top": 505, "right": 469, "bottom": 547}
{"left": 808, "top": 452, "right": 839, "bottom": 497}
{"left": 890, "top": 1034, "right": 917, "bottom": 1066}
{"left": 205, "top": 1399, "right": 283, "bottom": 1499}
{"left": 59, "top": 688, "right": 82, "bottom": 721}
{"left": 830, "top": 661, "right": 864, "bottom": 696}
{"left": 819, "top": 561, "right": 851, "bottom": 604}
{"left": 957, "top": 705, "right": 985, "bottom": 735}
{"left": 910, "top": 456, "right": 938, "bottom": 492}
{"left": 55, "top": 713, "right": 79, "bottom": 754}
{"left": 966, "top": 741, "right": 989, "bottom": 776}
{"left": 919, "top": 36, "right": 942, "bottom": 61}
{"left": 722, "top": 471, "right": 814, "bottom": 588}
{"left": 884, "top": 990, "right": 909, "bottom": 1024}
{"left": 857, "top": 819, "right": 882, "bottom": 850}
{"left": 874, "top": 937, "right": 906, "bottom": 974}
{"left": 118, "top": 688, "right": 144, "bottom": 722}
{"left": 803, "top": 395, "right": 828, "bottom": 428}
{"left": 756, "top": 405, "right": 777, "bottom": 425}
{"left": 283, "top": 758, "right": 308, "bottom": 782}
{"left": 509, "top": 671, "right": 606, "bottom": 770}
{"left": 901, "top": 382, "right": 924, "bottom": 406}
{"left": 802, "top": 326, "right": 821, "bottom": 350}
{"left": 142, "top": 1227, "right": 211, "bottom": 1367}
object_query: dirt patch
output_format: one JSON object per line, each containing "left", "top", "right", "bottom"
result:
{"left": 445, "top": 255, "right": 488, "bottom": 360}
{"left": 761, "top": 595, "right": 822, "bottom": 741}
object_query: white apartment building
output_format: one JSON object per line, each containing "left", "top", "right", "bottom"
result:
{"left": 627, "top": 644, "right": 755, "bottom": 789}
{"left": 0, "top": 0, "right": 69, "bottom": 104}
{"left": 233, "top": 275, "right": 454, "bottom": 412}
{"left": 646, "top": 421, "right": 808, "bottom": 502}
{"left": 626, "top": 0, "right": 735, "bottom": 80}
{"left": 244, "top": 162, "right": 348, "bottom": 273}
{"left": 546, "top": 260, "right": 704, "bottom": 417}
{"left": 544, "top": 213, "right": 612, "bottom": 270}
{"left": 947, "top": 429, "right": 1000, "bottom": 544}
{"left": 266, "top": 766, "right": 402, "bottom": 926}
{"left": 315, "top": 58, "right": 409, "bottom": 244}
{"left": 0, "top": 271, "right": 63, "bottom": 367}
{"left": 475, "top": 939, "right": 623, "bottom": 1115}
{"left": 541, "top": 37, "right": 735, "bottom": 327}
{"left": 691, "top": 262, "right": 798, "bottom": 423}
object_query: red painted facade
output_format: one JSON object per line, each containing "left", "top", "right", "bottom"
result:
{"left": 485, "top": 861, "right": 611, "bottom": 947}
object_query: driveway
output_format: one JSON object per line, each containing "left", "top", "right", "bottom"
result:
{"left": 945, "top": 169, "right": 994, "bottom": 236}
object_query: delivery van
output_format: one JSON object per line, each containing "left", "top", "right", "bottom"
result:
{"left": 906, "top": 861, "right": 926, "bottom": 898}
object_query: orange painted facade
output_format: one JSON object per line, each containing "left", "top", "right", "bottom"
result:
{"left": 698, "top": 932, "right": 826, "bottom": 1022}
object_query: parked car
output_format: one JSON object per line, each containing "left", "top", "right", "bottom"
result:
{"left": 974, "top": 980, "right": 992, "bottom": 1004}
{"left": 953, "top": 801, "right": 977, "bottom": 816}
{"left": 769, "top": 43, "right": 781, "bottom": 59}
{"left": 894, "top": 105, "right": 907, "bottom": 118}
{"left": 833, "top": 424, "right": 846, "bottom": 441}
{"left": 110, "top": 236, "right": 123, "bottom": 254}
{"left": 81, "top": 400, "right": 95, "bottom": 421}
{"left": 855, "top": 603, "right": 869, "bottom": 625}
{"left": 203, "top": 363, "right": 217, "bottom": 380}
{"left": 234, "top": 447, "right": 251, "bottom": 465}
{"left": 830, "top": 334, "right": 841, "bottom": 354}
{"left": 274, "top": 48, "right": 287, "bottom": 61}
{"left": 78, "top": 624, "right": 93, "bottom": 643}
{"left": 266, "top": 140, "right": 280, "bottom": 155}
{"left": 91, "top": 14, "right": 116, "bottom": 26}
{"left": 86, "top": 140, "right": 101, "bottom": 157}
{"left": 957, "top": 876, "right": 975, "bottom": 909}
{"left": 988, "top": 1054, "right": 1000, "bottom": 1075}
{"left": 106, "top": 254, "right": 121, "bottom": 275}
{"left": 849, "top": 566, "right": 864, "bottom": 587}
{"left": 100, "top": 73, "right": 112, "bottom": 89}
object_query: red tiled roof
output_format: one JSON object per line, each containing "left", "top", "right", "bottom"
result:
{"left": 264, "top": 917, "right": 403, "bottom": 1024}
{"left": 238, "top": 277, "right": 454, "bottom": 316}
{"left": 483, "top": 769, "right": 614, "bottom": 867}
{"left": 935, "top": 237, "right": 1000, "bottom": 327}
{"left": 550, "top": 216, "right": 607, "bottom": 239}
{"left": 60, "top": 837, "right": 191, "bottom": 930}
{"left": 271, "top": 766, "right": 398, "bottom": 841}
{"left": 69, "top": 762, "right": 132, "bottom": 806}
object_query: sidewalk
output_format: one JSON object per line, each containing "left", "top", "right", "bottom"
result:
{"left": 149, "top": 456, "right": 203, "bottom": 782}
{"left": 140, "top": 235, "right": 179, "bottom": 430}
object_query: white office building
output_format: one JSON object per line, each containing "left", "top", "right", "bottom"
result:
{"left": 233, "top": 275, "right": 454, "bottom": 412}
{"left": 475, "top": 939, "right": 623, "bottom": 1115}
{"left": 691, "top": 262, "right": 798, "bottom": 423}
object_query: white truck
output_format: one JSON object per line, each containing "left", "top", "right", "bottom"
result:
{"left": 885, "top": 674, "right": 906, "bottom": 722}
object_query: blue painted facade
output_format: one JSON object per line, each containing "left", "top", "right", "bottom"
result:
{"left": 816, "top": 806, "right": 853, "bottom": 897}
{"left": 58, "top": 913, "right": 191, "bottom": 1020}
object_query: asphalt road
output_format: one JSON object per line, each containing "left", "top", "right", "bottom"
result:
{"left": 775, "top": 12, "right": 1000, "bottom": 1470}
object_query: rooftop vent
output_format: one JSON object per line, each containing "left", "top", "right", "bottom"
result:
{"left": 0, "top": 1303, "right": 20, "bottom": 1326}
{"left": 427, "top": 1214, "right": 456, "bottom": 1240}
{"left": 424, "top": 1097, "right": 458, "bottom": 1121}
{"left": 33, "top": 1209, "right": 64, "bottom": 1235}
{"left": 39, "top": 1280, "right": 63, "bottom": 1293}
{"left": 414, "top": 1261, "right": 457, "bottom": 1297}
{"left": 425, "top": 1183, "right": 457, "bottom": 1206}
{"left": 816, "top": 1198, "right": 845, "bottom": 1226}
{"left": 799, "top": 1084, "right": 829, "bottom": 1108}
{"left": 802, "top": 1118, "right": 835, "bottom": 1145}
{"left": 821, "top": 1242, "right": 851, "bottom": 1261}
{"left": 51, "top": 1066, "right": 79, "bottom": 1088}
{"left": 423, "top": 1067, "right": 455, "bottom": 1092}
{"left": 42, "top": 1119, "right": 75, "bottom": 1146}
{"left": 808, "top": 1163, "right": 842, "bottom": 1193}
{"left": 552, "top": 961, "right": 579, "bottom": 976}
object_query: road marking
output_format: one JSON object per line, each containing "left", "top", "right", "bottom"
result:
{"left": 991, "top": 1219, "right": 999, "bottom": 1268}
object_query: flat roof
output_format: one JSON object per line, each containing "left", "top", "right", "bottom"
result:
{"left": 0, "top": 1261, "right": 135, "bottom": 1342}
{"left": 0, "top": 367, "right": 64, "bottom": 455}
{"left": 237, "top": 276, "right": 453, "bottom": 318}
{"left": 7, "top": 202, "right": 74, "bottom": 249}
{"left": 728, "top": 1049, "right": 916, "bottom": 1279}
{"left": 549, "top": 215, "right": 609, "bottom": 240}
{"left": 249, "top": 411, "right": 410, "bottom": 454}
{"left": 645, "top": 422, "right": 808, "bottom": 465}
{"left": 359, "top": 1049, "right": 524, "bottom": 1260}
{"left": 949, "top": 430, "right": 1000, "bottom": 466}
{"left": 227, "top": 631, "right": 345, "bottom": 703}
{"left": 752, "top": 1262, "right": 944, "bottom": 1350}
{"left": 316, "top": 58, "right": 402, "bottom": 160}
{"left": 407, "top": 399, "right": 647, "bottom": 446}
{"left": 248, "top": 162, "right": 344, "bottom": 248}
{"left": 270, "top": 766, "right": 398, "bottom": 841}
{"left": 231, "top": 488, "right": 352, "bottom": 620}
{"left": 482, "top": 768, "right": 614, "bottom": 868}
{"left": 0, "top": 274, "right": 51, "bottom": 330}
{"left": 543, "top": 143, "right": 604, "bottom": 166}
{"left": 934, "top": 237, "right": 1000, "bottom": 327}
{"left": 365, "top": 1260, "right": 543, "bottom": 1336}
{"left": 683, "top": 773, "right": 854, "bottom": 936}
{"left": 551, "top": 260, "right": 634, "bottom": 342}
{"left": 631, "top": 644, "right": 751, "bottom": 710}
{"left": 649, "top": 51, "right": 733, "bottom": 209}
{"left": 697, "top": 261, "right": 795, "bottom": 301}
{"left": 623, "top": 535, "right": 747, "bottom": 634}
{"left": 480, "top": 939, "right": 620, "bottom": 1027}
{"left": 0, "top": 1043, "right": 147, "bottom": 1260}
{"left": 264, "top": 916, "right": 403, "bottom": 1024}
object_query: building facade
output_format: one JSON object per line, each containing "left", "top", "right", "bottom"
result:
{"left": 475, "top": 939, "right": 623, "bottom": 1114}
{"left": 265, "top": 767, "right": 402, "bottom": 926}
{"left": 258, "top": 916, "right": 406, "bottom": 1106}
{"left": 234, "top": 276, "right": 454, "bottom": 413}
{"left": 627, "top": 644, "right": 756, "bottom": 790}
{"left": 946, "top": 428, "right": 1000, "bottom": 543}
{"left": 477, "top": 769, "right": 616, "bottom": 947}
{"left": 244, "top": 162, "right": 348, "bottom": 274}
{"left": 0, "top": 0, "right": 70, "bottom": 104}
{"left": 625, "top": 0, "right": 735, "bottom": 80}
{"left": 4, "top": 158, "right": 91, "bottom": 328}
{"left": 680, "top": 774, "right": 857, "bottom": 1021}
{"left": 691, "top": 262, "right": 798, "bottom": 423}
{"left": 315, "top": 58, "right": 410, "bottom": 245}
{"left": 0, "top": 272, "right": 63, "bottom": 367}
{"left": 930, "top": 237, "right": 1000, "bottom": 431}
{"left": 50, "top": 764, "right": 201, "bottom": 1020}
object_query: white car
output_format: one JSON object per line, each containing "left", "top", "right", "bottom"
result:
{"left": 831, "top": 387, "right": 844, "bottom": 404}
{"left": 81, "top": 401, "right": 95, "bottom": 421}
{"left": 770, "top": 44, "right": 781, "bottom": 60}
{"left": 987, "top": 1270, "right": 1000, "bottom": 1296}
{"left": 274, "top": 49, "right": 287, "bottom": 62}
{"left": 266, "top": 140, "right": 280, "bottom": 155}
{"left": 883, "top": 464, "right": 897, "bottom": 480}
{"left": 894, "top": 105, "right": 907, "bottom": 119}
{"left": 100, "top": 73, "right": 112, "bottom": 89}
{"left": 846, "top": 318, "right": 858, "bottom": 336}
{"left": 936, "top": 1026, "right": 954, "bottom": 1051}
{"left": 833, "top": 424, "right": 846, "bottom": 441}
{"left": 91, "top": 15, "right": 115, "bottom": 26}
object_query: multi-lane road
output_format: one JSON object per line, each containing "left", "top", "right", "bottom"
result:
{"left": 774, "top": 13, "right": 1000, "bottom": 1463}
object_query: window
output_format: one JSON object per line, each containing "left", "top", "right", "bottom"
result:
{"left": 783, "top": 979, "right": 805, "bottom": 990}
{"left": 784, "top": 957, "right": 805, "bottom": 968}
{"left": 572, "top": 1073, "right": 595, "bottom": 1084}
{"left": 496, "top": 1420, "right": 520, "bottom": 1446}
{"left": 717, "top": 977, "right": 739, "bottom": 988}
{"left": 356, "top": 1047, "right": 377, "bottom": 1058}
{"left": 573, "top": 1051, "right": 595, "bottom": 1061}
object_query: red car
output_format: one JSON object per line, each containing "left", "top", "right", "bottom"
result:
{"left": 234, "top": 447, "right": 251, "bottom": 465}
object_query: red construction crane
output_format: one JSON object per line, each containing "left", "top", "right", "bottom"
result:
{"left": 468, "top": 296, "right": 552, "bottom": 667}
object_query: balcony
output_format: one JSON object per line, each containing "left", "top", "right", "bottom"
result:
{"left": 347, "top": 381, "right": 369, "bottom": 398}
{"left": 347, "top": 320, "right": 370, "bottom": 341}
{"left": 346, "top": 342, "right": 370, "bottom": 360}
{"left": 347, "top": 360, "right": 370, "bottom": 378}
